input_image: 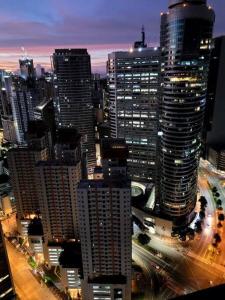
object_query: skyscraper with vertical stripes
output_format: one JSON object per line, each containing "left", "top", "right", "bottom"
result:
{"left": 52, "top": 49, "right": 96, "bottom": 174}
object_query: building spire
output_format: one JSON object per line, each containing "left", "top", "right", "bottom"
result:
{"left": 133, "top": 26, "right": 147, "bottom": 49}
{"left": 142, "top": 25, "right": 145, "bottom": 46}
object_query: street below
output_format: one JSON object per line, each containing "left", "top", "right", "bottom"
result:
{"left": 5, "top": 239, "right": 57, "bottom": 300}
{"left": 132, "top": 160, "right": 225, "bottom": 299}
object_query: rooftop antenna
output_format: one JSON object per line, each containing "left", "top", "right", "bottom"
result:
{"left": 142, "top": 25, "right": 145, "bottom": 46}
{"left": 133, "top": 25, "right": 147, "bottom": 49}
{"left": 21, "top": 47, "right": 28, "bottom": 60}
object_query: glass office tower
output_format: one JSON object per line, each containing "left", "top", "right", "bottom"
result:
{"left": 158, "top": 0, "right": 215, "bottom": 225}
{"left": 108, "top": 45, "right": 160, "bottom": 183}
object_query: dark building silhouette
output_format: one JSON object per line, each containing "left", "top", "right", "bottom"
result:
{"left": 203, "top": 36, "right": 225, "bottom": 170}
{"left": 172, "top": 283, "right": 225, "bottom": 300}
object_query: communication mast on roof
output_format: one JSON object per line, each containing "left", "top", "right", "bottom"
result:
{"left": 21, "top": 47, "right": 28, "bottom": 60}
{"left": 133, "top": 25, "right": 147, "bottom": 49}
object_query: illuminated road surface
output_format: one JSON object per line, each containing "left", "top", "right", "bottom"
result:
{"left": 132, "top": 160, "right": 225, "bottom": 299}
{"left": 5, "top": 240, "right": 57, "bottom": 300}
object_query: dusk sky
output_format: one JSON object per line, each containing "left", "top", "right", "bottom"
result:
{"left": 0, "top": 0, "right": 224, "bottom": 74}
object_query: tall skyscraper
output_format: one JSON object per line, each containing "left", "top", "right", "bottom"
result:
{"left": 108, "top": 35, "right": 160, "bottom": 183}
{"left": 7, "top": 121, "right": 51, "bottom": 235}
{"left": 157, "top": 0, "right": 215, "bottom": 225}
{"left": 11, "top": 76, "right": 36, "bottom": 144}
{"left": 1, "top": 61, "right": 52, "bottom": 145}
{"left": 52, "top": 49, "right": 96, "bottom": 173}
{"left": 0, "top": 224, "right": 16, "bottom": 299}
{"left": 0, "top": 72, "right": 17, "bottom": 143}
{"left": 77, "top": 139, "right": 131, "bottom": 300}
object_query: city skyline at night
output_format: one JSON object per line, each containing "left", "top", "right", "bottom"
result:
{"left": 1, "top": 1, "right": 225, "bottom": 299}
{"left": 0, "top": 0, "right": 224, "bottom": 73}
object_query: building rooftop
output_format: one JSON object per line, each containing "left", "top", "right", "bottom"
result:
{"left": 56, "top": 128, "right": 81, "bottom": 149}
{"left": 88, "top": 275, "right": 127, "bottom": 285}
{"left": 59, "top": 242, "right": 82, "bottom": 269}
{"left": 101, "top": 138, "right": 128, "bottom": 160}
{"left": 93, "top": 166, "right": 103, "bottom": 174}
{"left": 36, "top": 98, "right": 53, "bottom": 112}
{"left": 169, "top": 0, "right": 206, "bottom": 8}
{"left": 36, "top": 159, "right": 79, "bottom": 167}
{"left": 78, "top": 178, "right": 130, "bottom": 190}
{"left": 28, "top": 218, "right": 43, "bottom": 236}
{"left": 26, "top": 120, "right": 49, "bottom": 139}
{"left": 47, "top": 241, "right": 63, "bottom": 247}
{"left": 8, "top": 147, "right": 44, "bottom": 154}
{"left": 108, "top": 47, "right": 160, "bottom": 59}
{"left": 54, "top": 49, "right": 88, "bottom": 56}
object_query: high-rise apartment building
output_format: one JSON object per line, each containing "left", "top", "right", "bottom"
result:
{"left": 108, "top": 38, "right": 160, "bottom": 183}
{"left": 77, "top": 178, "right": 131, "bottom": 300}
{"left": 7, "top": 121, "right": 51, "bottom": 235}
{"left": 11, "top": 76, "right": 36, "bottom": 144}
{"left": 157, "top": 0, "right": 215, "bottom": 225}
{"left": 77, "top": 138, "right": 131, "bottom": 300}
{"left": 0, "top": 73, "right": 17, "bottom": 143}
{"left": 36, "top": 160, "right": 82, "bottom": 241}
{"left": 36, "top": 130, "right": 82, "bottom": 265}
{"left": 52, "top": 49, "right": 96, "bottom": 173}
{"left": 0, "top": 224, "right": 16, "bottom": 299}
